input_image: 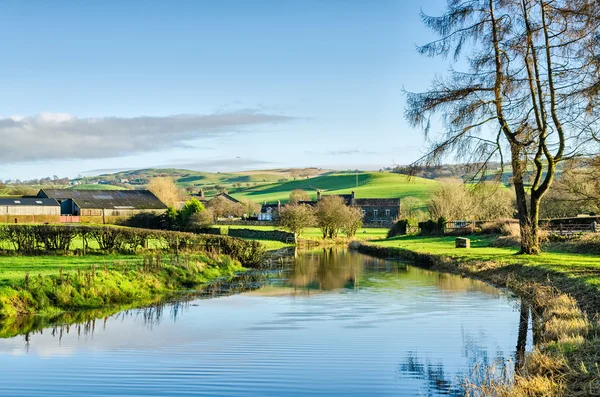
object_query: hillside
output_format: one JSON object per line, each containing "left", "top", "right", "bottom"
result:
{"left": 228, "top": 172, "right": 440, "bottom": 205}
{"left": 77, "top": 168, "right": 328, "bottom": 192}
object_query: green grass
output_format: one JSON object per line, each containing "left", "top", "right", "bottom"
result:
{"left": 0, "top": 255, "right": 142, "bottom": 286}
{"left": 229, "top": 172, "right": 439, "bottom": 205}
{"left": 370, "top": 234, "right": 600, "bottom": 293}
{"left": 0, "top": 252, "right": 244, "bottom": 318}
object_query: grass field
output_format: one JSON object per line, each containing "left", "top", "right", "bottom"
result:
{"left": 229, "top": 172, "right": 439, "bottom": 205}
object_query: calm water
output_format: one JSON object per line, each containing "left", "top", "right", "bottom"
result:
{"left": 0, "top": 249, "right": 530, "bottom": 396}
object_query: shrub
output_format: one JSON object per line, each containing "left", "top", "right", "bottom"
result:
{"left": 387, "top": 219, "right": 409, "bottom": 238}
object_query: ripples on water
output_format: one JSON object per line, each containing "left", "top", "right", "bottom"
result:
{"left": 0, "top": 249, "right": 532, "bottom": 396}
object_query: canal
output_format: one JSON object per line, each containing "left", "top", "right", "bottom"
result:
{"left": 0, "top": 249, "right": 530, "bottom": 396}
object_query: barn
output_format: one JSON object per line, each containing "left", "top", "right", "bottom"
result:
{"left": 0, "top": 198, "right": 61, "bottom": 223}
{"left": 37, "top": 189, "right": 167, "bottom": 223}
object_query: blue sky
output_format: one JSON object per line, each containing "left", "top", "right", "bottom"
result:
{"left": 0, "top": 0, "right": 448, "bottom": 180}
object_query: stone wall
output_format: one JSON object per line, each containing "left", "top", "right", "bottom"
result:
{"left": 215, "top": 220, "right": 278, "bottom": 227}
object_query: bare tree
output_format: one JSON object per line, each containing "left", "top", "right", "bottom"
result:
{"left": 406, "top": 0, "right": 600, "bottom": 254}
{"left": 400, "top": 196, "right": 423, "bottom": 219}
{"left": 289, "top": 189, "right": 310, "bottom": 204}
{"left": 147, "top": 177, "right": 181, "bottom": 208}
{"left": 342, "top": 206, "right": 364, "bottom": 238}
{"left": 279, "top": 204, "right": 317, "bottom": 242}
{"left": 315, "top": 196, "right": 348, "bottom": 239}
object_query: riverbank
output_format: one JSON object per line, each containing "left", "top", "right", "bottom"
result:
{"left": 0, "top": 252, "right": 244, "bottom": 318}
{"left": 352, "top": 235, "right": 600, "bottom": 395}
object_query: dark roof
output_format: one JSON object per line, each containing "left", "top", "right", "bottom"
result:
{"left": 0, "top": 198, "right": 60, "bottom": 206}
{"left": 353, "top": 198, "right": 401, "bottom": 207}
{"left": 214, "top": 193, "right": 240, "bottom": 204}
{"left": 38, "top": 189, "right": 167, "bottom": 210}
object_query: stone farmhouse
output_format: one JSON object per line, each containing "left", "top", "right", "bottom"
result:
{"left": 260, "top": 191, "right": 401, "bottom": 225}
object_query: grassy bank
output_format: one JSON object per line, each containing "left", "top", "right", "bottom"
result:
{"left": 0, "top": 252, "right": 243, "bottom": 318}
{"left": 354, "top": 235, "right": 600, "bottom": 395}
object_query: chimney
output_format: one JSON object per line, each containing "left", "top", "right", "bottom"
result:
{"left": 351, "top": 190, "right": 355, "bottom": 200}
{"left": 317, "top": 191, "right": 322, "bottom": 200}
{"left": 277, "top": 200, "right": 281, "bottom": 212}
{"left": 199, "top": 188, "right": 205, "bottom": 198}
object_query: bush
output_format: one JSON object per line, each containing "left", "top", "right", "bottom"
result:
{"left": 387, "top": 219, "right": 409, "bottom": 238}
{"left": 418, "top": 217, "right": 447, "bottom": 236}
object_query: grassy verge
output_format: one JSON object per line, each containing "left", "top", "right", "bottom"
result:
{"left": 354, "top": 235, "right": 600, "bottom": 395}
{"left": 0, "top": 252, "right": 243, "bottom": 318}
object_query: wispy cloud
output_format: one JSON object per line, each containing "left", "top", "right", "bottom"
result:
{"left": 0, "top": 111, "right": 293, "bottom": 163}
{"left": 327, "top": 149, "right": 377, "bottom": 156}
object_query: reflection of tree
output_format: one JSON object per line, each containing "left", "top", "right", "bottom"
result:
{"left": 398, "top": 353, "right": 464, "bottom": 397}
{"left": 398, "top": 325, "right": 514, "bottom": 396}
{"left": 287, "top": 248, "right": 405, "bottom": 291}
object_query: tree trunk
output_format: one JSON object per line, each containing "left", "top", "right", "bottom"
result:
{"left": 511, "top": 144, "right": 541, "bottom": 255}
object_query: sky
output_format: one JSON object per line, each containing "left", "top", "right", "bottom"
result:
{"left": 0, "top": 0, "right": 449, "bottom": 180}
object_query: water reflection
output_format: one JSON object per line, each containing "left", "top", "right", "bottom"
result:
{"left": 0, "top": 249, "right": 532, "bottom": 397}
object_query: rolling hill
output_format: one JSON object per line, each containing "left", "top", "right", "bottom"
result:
{"left": 228, "top": 172, "right": 440, "bottom": 205}
{"left": 69, "top": 168, "right": 441, "bottom": 208}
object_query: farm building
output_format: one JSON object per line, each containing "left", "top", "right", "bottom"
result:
{"left": 260, "top": 191, "right": 401, "bottom": 225}
{"left": 37, "top": 189, "right": 167, "bottom": 223}
{"left": 0, "top": 198, "right": 61, "bottom": 223}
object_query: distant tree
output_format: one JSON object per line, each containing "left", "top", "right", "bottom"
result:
{"left": 148, "top": 177, "right": 181, "bottom": 207}
{"left": 279, "top": 204, "right": 317, "bottom": 242}
{"left": 342, "top": 206, "right": 363, "bottom": 238}
{"left": 185, "top": 186, "right": 195, "bottom": 193}
{"left": 289, "top": 189, "right": 310, "bottom": 205}
{"left": 428, "top": 180, "right": 474, "bottom": 221}
{"left": 239, "top": 199, "right": 261, "bottom": 216}
{"left": 471, "top": 183, "right": 515, "bottom": 220}
{"left": 428, "top": 180, "right": 515, "bottom": 221}
{"left": 315, "top": 196, "right": 348, "bottom": 239}
{"left": 188, "top": 209, "right": 215, "bottom": 230}
{"left": 207, "top": 196, "right": 243, "bottom": 218}
{"left": 399, "top": 196, "right": 422, "bottom": 219}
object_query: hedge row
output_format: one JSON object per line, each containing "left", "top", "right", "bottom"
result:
{"left": 0, "top": 225, "right": 265, "bottom": 266}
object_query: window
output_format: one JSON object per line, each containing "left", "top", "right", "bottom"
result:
{"left": 373, "top": 209, "right": 378, "bottom": 217}
{"left": 385, "top": 209, "right": 390, "bottom": 216}
{"left": 13, "top": 200, "right": 21, "bottom": 204}
{"left": 361, "top": 209, "right": 366, "bottom": 216}
{"left": 36, "top": 201, "right": 43, "bottom": 204}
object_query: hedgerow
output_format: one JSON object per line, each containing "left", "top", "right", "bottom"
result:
{"left": 0, "top": 225, "right": 265, "bottom": 266}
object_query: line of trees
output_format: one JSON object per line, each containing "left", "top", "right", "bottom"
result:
{"left": 279, "top": 196, "right": 363, "bottom": 240}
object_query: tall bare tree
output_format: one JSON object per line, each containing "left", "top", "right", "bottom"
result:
{"left": 406, "top": 0, "right": 600, "bottom": 254}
